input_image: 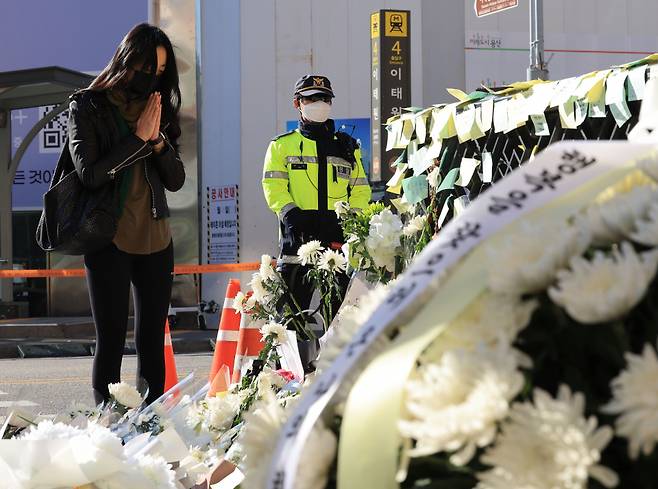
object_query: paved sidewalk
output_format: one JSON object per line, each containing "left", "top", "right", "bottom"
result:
{"left": 0, "top": 317, "right": 216, "bottom": 359}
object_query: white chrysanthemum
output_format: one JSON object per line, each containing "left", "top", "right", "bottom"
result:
{"left": 399, "top": 342, "right": 524, "bottom": 465}
{"left": 66, "top": 402, "right": 100, "bottom": 421}
{"left": 403, "top": 215, "right": 427, "bottom": 237}
{"left": 260, "top": 321, "right": 288, "bottom": 343}
{"left": 298, "top": 240, "right": 324, "bottom": 266}
{"left": 97, "top": 453, "right": 175, "bottom": 489}
{"left": 548, "top": 243, "right": 658, "bottom": 324}
{"left": 249, "top": 272, "right": 272, "bottom": 305}
{"left": 21, "top": 421, "right": 125, "bottom": 487}
{"left": 20, "top": 420, "right": 82, "bottom": 440}
{"left": 582, "top": 185, "right": 657, "bottom": 245}
{"left": 260, "top": 254, "right": 278, "bottom": 282}
{"left": 366, "top": 209, "right": 403, "bottom": 272}
{"left": 85, "top": 422, "right": 124, "bottom": 459}
{"left": 108, "top": 381, "right": 142, "bottom": 409}
{"left": 487, "top": 220, "right": 590, "bottom": 295}
{"left": 477, "top": 385, "right": 618, "bottom": 489}
{"left": 602, "top": 342, "right": 658, "bottom": 459}
{"left": 427, "top": 166, "right": 441, "bottom": 189}
{"left": 240, "top": 392, "right": 332, "bottom": 489}
{"left": 257, "top": 367, "right": 288, "bottom": 397}
{"left": 334, "top": 200, "right": 350, "bottom": 219}
{"left": 136, "top": 454, "right": 177, "bottom": 489}
{"left": 630, "top": 201, "right": 658, "bottom": 246}
{"left": 421, "top": 293, "right": 538, "bottom": 362}
{"left": 318, "top": 249, "right": 348, "bottom": 272}
{"left": 205, "top": 394, "right": 241, "bottom": 433}
{"left": 186, "top": 393, "right": 241, "bottom": 437}
{"left": 185, "top": 403, "right": 207, "bottom": 433}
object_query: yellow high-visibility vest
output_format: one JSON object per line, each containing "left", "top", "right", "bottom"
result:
{"left": 262, "top": 129, "right": 371, "bottom": 218}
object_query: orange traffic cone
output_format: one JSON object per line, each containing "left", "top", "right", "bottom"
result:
{"left": 231, "top": 314, "right": 265, "bottom": 384}
{"left": 164, "top": 319, "right": 178, "bottom": 391}
{"left": 208, "top": 279, "right": 242, "bottom": 384}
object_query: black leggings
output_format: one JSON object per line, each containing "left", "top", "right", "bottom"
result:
{"left": 84, "top": 241, "right": 173, "bottom": 405}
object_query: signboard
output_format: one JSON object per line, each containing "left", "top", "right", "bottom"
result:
{"left": 11, "top": 105, "right": 66, "bottom": 210}
{"left": 286, "top": 118, "right": 372, "bottom": 179}
{"left": 206, "top": 185, "right": 239, "bottom": 264}
{"left": 370, "top": 9, "right": 411, "bottom": 183}
{"left": 474, "top": 0, "right": 519, "bottom": 17}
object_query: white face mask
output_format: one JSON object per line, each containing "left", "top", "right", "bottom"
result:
{"left": 300, "top": 101, "right": 332, "bottom": 123}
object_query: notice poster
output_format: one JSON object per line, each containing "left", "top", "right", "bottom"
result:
{"left": 206, "top": 185, "right": 239, "bottom": 264}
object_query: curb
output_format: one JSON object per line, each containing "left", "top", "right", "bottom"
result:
{"left": 0, "top": 336, "right": 215, "bottom": 360}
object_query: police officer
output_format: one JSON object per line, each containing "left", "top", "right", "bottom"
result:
{"left": 262, "top": 75, "right": 371, "bottom": 328}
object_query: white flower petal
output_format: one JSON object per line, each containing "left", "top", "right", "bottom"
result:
{"left": 297, "top": 240, "right": 324, "bottom": 266}
{"left": 365, "top": 209, "right": 403, "bottom": 272}
{"left": 582, "top": 185, "right": 657, "bottom": 245}
{"left": 108, "top": 382, "right": 142, "bottom": 409}
{"left": 548, "top": 243, "right": 658, "bottom": 324}
{"left": 487, "top": 220, "right": 590, "bottom": 295}
{"left": 259, "top": 254, "right": 279, "bottom": 282}
{"left": 630, "top": 201, "right": 658, "bottom": 246}
{"left": 476, "top": 385, "right": 616, "bottom": 489}
{"left": 318, "top": 249, "right": 348, "bottom": 272}
{"left": 403, "top": 215, "right": 427, "bottom": 237}
{"left": 399, "top": 342, "right": 523, "bottom": 464}
{"left": 260, "top": 321, "right": 288, "bottom": 343}
{"left": 602, "top": 341, "right": 658, "bottom": 459}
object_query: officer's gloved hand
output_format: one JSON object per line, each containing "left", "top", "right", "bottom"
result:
{"left": 315, "top": 210, "right": 344, "bottom": 247}
{"left": 284, "top": 207, "right": 312, "bottom": 232}
{"left": 283, "top": 207, "right": 315, "bottom": 242}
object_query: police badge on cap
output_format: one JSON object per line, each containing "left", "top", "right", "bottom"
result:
{"left": 294, "top": 75, "right": 335, "bottom": 98}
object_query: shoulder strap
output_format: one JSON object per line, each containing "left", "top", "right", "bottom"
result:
{"left": 271, "top": 129, "right": 297, "bottom": 142}
{"left": 50, "top": 140, "right": 75, "bottom": 189}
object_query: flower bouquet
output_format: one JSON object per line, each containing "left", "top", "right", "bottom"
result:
{"left": 235, "top": 251, "right": 348, "bottom": 340}
{"left": 337, "top": 202, "right": 430, "bottom": 283}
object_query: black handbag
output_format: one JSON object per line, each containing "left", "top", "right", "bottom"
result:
{"left": 36, "top": 141, "right": 119, "bottom": 255}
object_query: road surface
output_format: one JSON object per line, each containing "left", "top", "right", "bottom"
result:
{"left": 0, "top": 353, "right": 213, "bottom": 417}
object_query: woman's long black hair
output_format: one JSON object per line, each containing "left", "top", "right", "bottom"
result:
{"left": 89, "top": 23, "right": 181, "bottom": 127}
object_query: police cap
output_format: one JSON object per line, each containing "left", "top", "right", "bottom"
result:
{"left": 294, "top": 75, "right": 335, "bottom": 98}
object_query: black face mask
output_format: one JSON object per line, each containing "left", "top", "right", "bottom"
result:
{"left": 128, "top": 70, "right": 160, "bottom": 98}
